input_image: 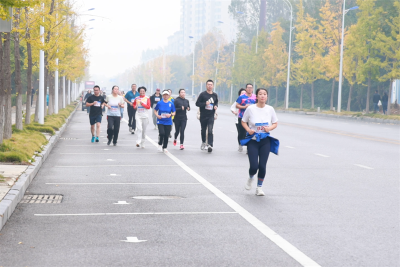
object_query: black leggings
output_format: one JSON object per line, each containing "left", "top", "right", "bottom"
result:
{"left": 247, "top": 138, "right": 271, "bottom": 186}
{"left": 127, "top": 106, "right": 136, "bottom": 129}
{"left": 107, "top": 116, "right": 121, "bottom": 144}
{"left": 238, "top": 118, "right": 247, "bottom": 142}
{"left": 235, "top": 123, "right": 241, "bottom": 145}
{"left": 200, "top": 116, "right": 214, "bottom": 146}
{"left": 158, "top": 124, "right": 172, "bottom": 149}
{"left": 174, "top": 119, "right": 187, "bottom": 144}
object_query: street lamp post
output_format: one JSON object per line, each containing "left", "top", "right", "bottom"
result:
{"left": 55, "top": 57, "right": 59, "bottom": 113}
{"left": 337, "top": 2, "right": 358, "bottom": 113}
{"left": 283, "top": 0, "right": 294, "bottom": 110}
{"left": 189, "top": 36, "right": 195, "bottom": 97}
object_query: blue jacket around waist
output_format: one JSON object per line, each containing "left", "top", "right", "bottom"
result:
{"left": 240, "top": 132, "right": 280, "bottom": 155}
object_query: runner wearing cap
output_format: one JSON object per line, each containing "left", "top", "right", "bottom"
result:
{"left": 173, "top": 89, "right": 190, "bottom": 150}
{"left": 133, "top": 86, "right": 151, "bottom": 148}
{"left": 124, "top": 84, "right": 140, "bottom": 134}
{"left": 195, "top": 79, "right": 218, "bottom": 153}
{"left": 105, "top": 86, "right": 125, "bottom": 146}
{"left": 85, "top": 85, "right": 105, "bottom": 143}
{"left": 150, "top": 88, "right": 162, "bottom": 130}
{"left": 154, "top": 90, "right": 176, "bottom": 152}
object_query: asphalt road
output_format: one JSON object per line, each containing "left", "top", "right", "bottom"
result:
{"left": 0, "top": 100, "right": 399, "bottom": 267}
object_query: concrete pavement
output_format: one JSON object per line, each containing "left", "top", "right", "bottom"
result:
{"left": 0, "top": 100, "right": 399, "bottom": 266}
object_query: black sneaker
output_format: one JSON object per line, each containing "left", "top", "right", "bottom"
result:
{"left": 113, "top": 143, "right": 117, "bottom": 146}
{"left": 107, "top": 140, "right": 111, "bottom": 146}
{"left": 208, "top": 145, "right": 213, "bottom": 153}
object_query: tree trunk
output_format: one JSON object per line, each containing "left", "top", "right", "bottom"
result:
{"left": 0, "top": 32, "right": 4, "bottom": 144}
{"left": 347, "top": 83, "right": 354, "bottom": 112}
{"left": 34, "top": 93, "right": 39, "bottom": 122}
{"left": 14, "top": 8, "right": 23, "bottom": 130}
{"left": 275, "top": 86, "right": 278, "bottom": 107}
{"left": 3, "top": 33, "right": 12, "bottom": 139}
{"left": 300, "top": 84, "right": 304, "bottom": 110}
{"left": 58, "top": 76, "right": 62, "bottom": 110}
{"left": 48, "top": 71, "right": 54, "bottom": 115}
{"left": 311, "top": 81, "right": 315, "bottom": 109}
{"left": 44, "top": 58, "right": 48, "bottom": 116}
{"left": 330, "top": 79, "right": 335, "bottom": 110}
{"left": 25, "top": 7, "right": 33, "bottom": 125}
{"left": 366, "top": 71, "right": 371, "bottom": 112}
{"left": 387, "top": 79, "right": 392, "bottom": 115}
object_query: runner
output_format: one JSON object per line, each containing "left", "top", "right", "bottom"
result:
{"left": 124, "top": 84, "right": 140, "bottom": 134}
{"left": 167, "top": 89, "right": 175, "bottom": 139}
{"left": 154, "top": 90, "right": 176, "bottom": 152}
{"left": 173, "top": 89, "right": 190, "bottom": 150}
{"left": 105, "top": 86, "right": 125, "bottom": 146}
{"left": 195, "top": 79, "right": 218, "bottom": 153}
{"left": 133, "top": 86, "right": 151, "bottom": 148}
{"left": 85, "top": 85, "right": 105, "bottom": 143}
{"left": 230, "top": 88, "right": 246, "bottom": 148}
{"left": 240, "top": 88, "right": 279, "bottom": 196}
{"left": 236, "top": 83, "right": 256, "bottom": 152}
{"left": 150, "top": 88, "right": 162, "bottom": 129}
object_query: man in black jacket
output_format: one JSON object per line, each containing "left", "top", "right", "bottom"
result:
{"left": 372, "top": 90, "right": 381, "bottom": 113}
{"left": 150, "top": 88, "right": 161, "bottom": 129}
{"left": 195, "top": 79, "right": 218, "bottom": 153}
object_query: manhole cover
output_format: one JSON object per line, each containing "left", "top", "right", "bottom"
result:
{"left": 21, "top": 195, "right": 63, "bottom": 203}
{"left": 60, "top": 138, "right": 78, "bottom": 140}
{"left": 131, "top": 196, "right": 182, "bottom": 200}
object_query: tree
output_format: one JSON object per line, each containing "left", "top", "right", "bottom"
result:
{"left": 13, "top": 8, "right": 23, "bottom": 130}
{"left": 261, "top": 22, "right": 287, "bottom": 107}
{"left": 376, "top": 1, "right": 400, "bottom": 115}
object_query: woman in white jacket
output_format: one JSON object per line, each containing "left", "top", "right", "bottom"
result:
{"left": 230, "top": 88, "right": 246, "bottom": 150}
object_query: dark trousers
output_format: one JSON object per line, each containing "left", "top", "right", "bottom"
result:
{"left": 247, "top": 138, "right": 271, "bottom": 185}
{"left": 382, "top": 103, "right": 388, "bottom": 114}
{"left": 235, "top": 123, "right": 242, "bottom": 145}
{"left": 158, "top": 124, "right": 172, "bottom": 149}
{"left": 237, "top": 118, "right": 247, "bottom": 142}
{"left": 107, "top": 116, "right": 121, "bottom": 144}
{"left": 127, "top": 107, "right": 136, "bottom": 129}
{"left": 174, "top": 119, "right": 187, "bottom": 144}
{"left": 200, "top": 116, "right": 214, "bottom": 146}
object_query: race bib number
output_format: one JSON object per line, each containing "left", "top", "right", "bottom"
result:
{"left": 255, "top": 122, "right": 269, "bottom": 133}
{"left": 138, "top": 107, "right": 145, "bottom": 113}
{"left": 111, "top": 106, "right": 118, "bottom": 112}
{"left": 161, "top": 113, "right": 169, "bottom": 118}
{"left": 155, "top": 97, "right": 160, "bottom": 101}
{"left": 205, "top": 103, "right": 213, "bottom": 110}
{"left": 94, "top": 101, "right": 101, "bottom": 107}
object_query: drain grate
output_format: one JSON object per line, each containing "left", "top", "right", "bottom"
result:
{"left": 60, "top": 137, "right": 78, "bottom": 140}
{"left": 21, "top": 195, "right": 63, "bottom": 204}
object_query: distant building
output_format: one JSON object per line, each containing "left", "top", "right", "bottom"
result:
{"left": 166, "top": 0, "right": 237, "bottom": 56}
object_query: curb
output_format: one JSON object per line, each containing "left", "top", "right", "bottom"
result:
{"left": 276, "top": 110, "right": 400, "bottom": 125}
{"left": 0, "top": 103, "right": 79, "bottom": 231}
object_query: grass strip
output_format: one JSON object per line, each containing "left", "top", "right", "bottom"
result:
{"left": 0, "top": 103, "right": 77, "bottom": 163}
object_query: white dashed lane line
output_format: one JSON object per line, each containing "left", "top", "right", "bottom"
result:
{"left": 354, "top": 164, "right": 374, "bottom": 170}
{"left": 314, "top": 153, "right": 330, "bottom": 158}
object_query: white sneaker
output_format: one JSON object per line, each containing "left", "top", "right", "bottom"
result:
{"left": 245, "top": 177, "right": 254, "bottom": 190}
{"left": 256, "top": 187, "right": 265, "bottom": 196}
{"left": 129, "top": 127, "right": 132, "bottom": 132}
{"left": 163, "top": 148, "right": 168, "bottom": 153}
{"left": 238, "top": 145, "right": 243, "bottom": 152}
{"left": 201, "top": 143, "right": 206, "bottom": 150}
{"left": 207, "top": 145, "right": 213, "bottom": 153}
{"left": 158, "top": 145, "right": 163, "bottom": 152}
{"left": 141, "top": 140, "right": 145, "bottom": 148}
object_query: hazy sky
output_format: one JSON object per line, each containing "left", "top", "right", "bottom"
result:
{"left": 78, "top": 0, "right": 181, "bottom": 85}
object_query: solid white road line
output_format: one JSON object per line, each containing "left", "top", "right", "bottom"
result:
{"left": 314, "top": 153, "right": 330, "bottom": 158}
{"left": 53, "top": 165, "right": 178, "bottom": 168}
{"left": 60, "top": 153, "right": 159, "bottom": 155}
{"left": 145, "top": 135, "right": 321, "bottom": 267}
{"left": 354, "top": 164, "right": 374, "bottom": 170}
{"left": 286, "top": 146, "right": 295, "bottom": 149}
{"left": 45, "top": 183, "right": 201, "bottom": 185}
{"left": 34, "top": 212, "right": 238, "bottom": 216}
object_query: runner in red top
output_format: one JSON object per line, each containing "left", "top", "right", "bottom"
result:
{"left": 132, "top": 86, "right": 151, "bottom": 148}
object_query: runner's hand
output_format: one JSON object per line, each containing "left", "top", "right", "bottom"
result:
{"left": 182, "top": 106, "right": 184, "bottom": 110}
{"left": 248, "top": 129, "right": 255, "bottom": 135}
{"left": 263, "top": 126, "right": 271, "bottom": 133}
{"left": 206, "top": 101, "right": 210, "bottom": 105}
{"left": 214, "top": 105, "right": 218, "bottom": 110}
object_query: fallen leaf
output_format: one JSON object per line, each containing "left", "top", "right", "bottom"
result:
{"left": 18, "top": 242, "right": 23, "bottom": 244}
